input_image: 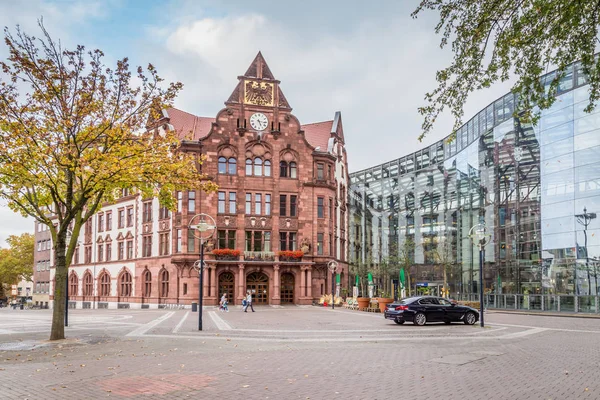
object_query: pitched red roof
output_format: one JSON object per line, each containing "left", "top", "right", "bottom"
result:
{"left": 166, "top": 107, "right": 214, "bottom": 140}
{"left": 303, "top": 120, "right": 333, "bottom": 150}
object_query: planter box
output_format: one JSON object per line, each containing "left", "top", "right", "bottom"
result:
{"left": 279, "top": 257, "right": 302, "bottom": 262}
{"left": 215, "top": 256, "right": 240, "bottom": 261}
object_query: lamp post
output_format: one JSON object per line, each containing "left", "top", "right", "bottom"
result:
{"left": 469, "top": 222, "right": 491, "bottom": 327}
{"left": 576, "top": 207, "right": 597, "bottom": 295}
{"left": 189, "top": 213, "right": 216, "bottom": 331}
{"left": 328, "top": 260, "right": 338, "bottom": 310}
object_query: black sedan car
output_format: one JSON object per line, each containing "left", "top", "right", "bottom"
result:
{"left": 384, "top": 296, "right": 479, "bottom": 326}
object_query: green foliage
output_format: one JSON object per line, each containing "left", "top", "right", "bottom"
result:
{"left": 0, "top": 21, "right": 217, "bottom": 340}
{"left": 413, "top": 1, "right": 600, "bottom": 140}
{"left": 0, "top": 233, "right": 34, "bottom": 286}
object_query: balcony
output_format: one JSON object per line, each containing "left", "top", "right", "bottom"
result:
{"left": 244, "top": 251, "right": 275, "bottom": 262}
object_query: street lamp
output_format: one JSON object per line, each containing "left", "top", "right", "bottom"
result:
{"left": 189, "top": 213, "right": 216, "bottom": 331}
{"left": 469, "top": 222, "right": 491, "bottom": 327}
{"left": 328, "top": 260, "right": 338, "bottom": 310}
{"left": 576, "top": 207, "right": 597, "bottom": 295}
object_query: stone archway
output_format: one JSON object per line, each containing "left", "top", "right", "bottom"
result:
{"left": 218, "top": 271, "right": 235, "bottom": 305}
{"left": 246, "top": 271, "right": 269, "bottom": 304}
{"left": 280, "top": 273, "right": 295, "bottom": 304}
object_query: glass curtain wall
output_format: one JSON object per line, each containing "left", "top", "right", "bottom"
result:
{"left": 350, "top": 62, "right": 600, "bottom": 301}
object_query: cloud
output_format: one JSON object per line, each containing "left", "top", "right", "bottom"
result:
{"left": 147, "top": 7, "right": 514, "bottom": 173}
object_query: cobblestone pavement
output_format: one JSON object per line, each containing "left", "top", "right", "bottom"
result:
{"left": 1, "top": 306, "right": 600, "bottom": 399}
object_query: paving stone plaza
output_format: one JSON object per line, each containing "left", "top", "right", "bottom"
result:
{"left": 1, "top": 307, "right": 600, "bottom": 399}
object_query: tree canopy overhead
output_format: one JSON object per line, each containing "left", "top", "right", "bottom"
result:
{"left": 0, "top": 21, "right": 217, "bottom": 340}
{"left": 413, "top": 0, "right": 600, "bottom": 141}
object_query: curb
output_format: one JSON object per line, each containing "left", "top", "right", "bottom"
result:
{"left": 487, "top": 309, "right": 600, "bottom": 319}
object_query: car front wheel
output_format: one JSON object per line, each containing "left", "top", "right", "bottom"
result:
{"left": 414, "top": 312, "right": 427, "bottom": 326}
{"left": 464, "top": 312, "right": 477, "bottom": 325}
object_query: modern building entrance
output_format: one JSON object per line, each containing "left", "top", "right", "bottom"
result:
{"left": 246, "top": 272, "right": 269, "bottom": 304}
{"left": 218, "top": 272, "right": 235, "bottom": 305}
{"left": 280, "top": 273, "right": 295, "bottom": 303}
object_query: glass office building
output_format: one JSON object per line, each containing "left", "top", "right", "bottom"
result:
{"left": 349, "top": 63, "right": 600, "bottom": 311}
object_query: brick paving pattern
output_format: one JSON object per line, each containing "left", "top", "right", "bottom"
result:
{"left": 1, "top": 307, "right": 599, "bottom": 399}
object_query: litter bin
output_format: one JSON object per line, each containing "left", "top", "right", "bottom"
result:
{"left": 20, "top": 303, "right": 24, "bottom": 310}
{"left": 191, "top": 302, "right": 198, "bottom": 312}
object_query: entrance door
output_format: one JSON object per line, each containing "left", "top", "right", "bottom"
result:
{"left": 280, "top": 273, "right": 295, "bottom": 303}
{"left": 219, "top": 272, "right": 235, "bottom": 305}
{"left": 246, "top": 272, "right": 269, "bottom": 304}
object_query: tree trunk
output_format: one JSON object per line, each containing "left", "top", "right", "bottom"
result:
{"left": 50, "top": 231, "right": 67, "bottom": 340}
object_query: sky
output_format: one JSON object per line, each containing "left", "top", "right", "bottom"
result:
{"left": 0, "top": 0, "right": 515, "bottom": 245}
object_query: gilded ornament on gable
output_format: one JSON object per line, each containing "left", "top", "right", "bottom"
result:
{"left": 244, "top": 80, "right": 274, "bottom": 106}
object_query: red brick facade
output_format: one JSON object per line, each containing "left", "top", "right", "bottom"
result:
{"left": 42, "top": 52, "right": 349, "bottom": 309}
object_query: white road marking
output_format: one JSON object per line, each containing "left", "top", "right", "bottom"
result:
{"left": 499, "top": 327, "right": 548, "bottom": 339}
{"left": 208, "top": 311, "right": 232, "bottom": 330}
{"left": 126, "top": 311, "right": 175, "bottom": 337}
{"left": 172, "top": 311, "right": 190, "bottom": 333}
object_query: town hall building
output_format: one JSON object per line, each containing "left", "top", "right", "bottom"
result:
{"left": 36, "top": 52, "right": 350, "bottom": 308}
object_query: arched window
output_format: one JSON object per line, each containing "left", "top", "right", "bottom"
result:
{"left": 99, "top": 272, "right": 111, "bottom": 297}
{"left": 264, "top": 160, "right": 271, "bottom": 176}
{"left": 160, "top": 269, "right": 169, "bottom": 297}
{"left": 69, "top": 273, "right": 78, "bottom": 297}
{"left": 246, "top": 159, "right": 253, "bottom": 176}
{"left": 83, "top": 272, "right": 93, "bottom": 296}
{"left": 280, "top": 161, "right": 288, "bottom": 177}
{"left": 228, "top": 157, "right": 237, "bottom": 174}
{"left": 289, "top": 162, "right": 297, "bottom": 178}
{"left": 143, "top": 270, "right": 152, "bottom": 297}
{"left": 218, "top": 157, "right": 227, "bottom": 174}
{"left": 254, "top": 158, "right": 263, "bottom": 176}
{"left": 119, "top": 270, "right": 132, "bottom": 297}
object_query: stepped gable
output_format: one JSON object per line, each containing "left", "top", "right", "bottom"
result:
{"left": 226, "top": 51, "right": 291, "bottom": 110}
{"left": 166, "top": 107, "right": 214, "bottom": 140}
{"left": 303, "top": 120, "right": 333, "bottom": 150}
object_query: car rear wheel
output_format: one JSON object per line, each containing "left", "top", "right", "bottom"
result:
{"left": 414, "top": 312, "right": 427, "bottom": 326}
{"left": 394, "top": 319, "right": 405, "bottom": 325}
{"left": 464, "top": 312, "right": 477, "bottom": 325}
{"left": 444, "top": 320, "right": 451, "bottom": 325}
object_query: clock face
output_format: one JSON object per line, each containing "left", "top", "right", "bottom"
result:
{"left": 249, "top": 113, "right": 268, "bottom": 131}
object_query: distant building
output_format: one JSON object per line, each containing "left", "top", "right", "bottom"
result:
{"left": 38, "top": 52, "right": 349, "bottom": 309}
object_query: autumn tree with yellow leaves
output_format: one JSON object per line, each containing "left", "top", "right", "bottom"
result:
{"left": 0, "top": 22, "right": 217, "bottom": 340}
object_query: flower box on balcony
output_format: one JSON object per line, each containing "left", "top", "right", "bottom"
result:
{"left": 278, "top": 250, "right": 304, "bottom": 262}
{"left": 212, "top": 249, "right": 241, "bottom": 261}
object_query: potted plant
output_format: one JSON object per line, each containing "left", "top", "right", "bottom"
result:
{"left": 356, "top": 296, "right": 371, "bottom": 310}
{"left": 278, "top": 250, "right": 304, "bottom": 262}
{"left": 376, "top": 289, "right": 394, "bottom": 313}
{"left": 212, "top": 248, "right": 241, "bottom": 261}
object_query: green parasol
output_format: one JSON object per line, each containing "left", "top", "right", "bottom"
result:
{"left": 368, "top": 272, "right": 373, "bottom": 283}
{"left": 399, "top": 268, "right": 406, "bottom": 288}
{"left": 355, "top": 275, "right": 359, "bottom": 286}
{"left": 336, "top": 273, "right": 340, "bottom": 284}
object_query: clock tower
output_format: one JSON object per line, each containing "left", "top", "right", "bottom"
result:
{"left": 224, "top": 51, "right": 292, "bottom": 135}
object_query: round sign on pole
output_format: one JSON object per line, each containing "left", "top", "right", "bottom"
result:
{"left": 327, "top": 260, "right": 338, "bottom": 274}
{"left": 189, "top": 213, "right": 216, "bottom": 242}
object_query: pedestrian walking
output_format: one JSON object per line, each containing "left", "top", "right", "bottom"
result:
{"left": 219, "top": 293, "right": 229, "bottom": 312}
{"left": 243, "top": 290, "right": 255, "bottom": 312}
